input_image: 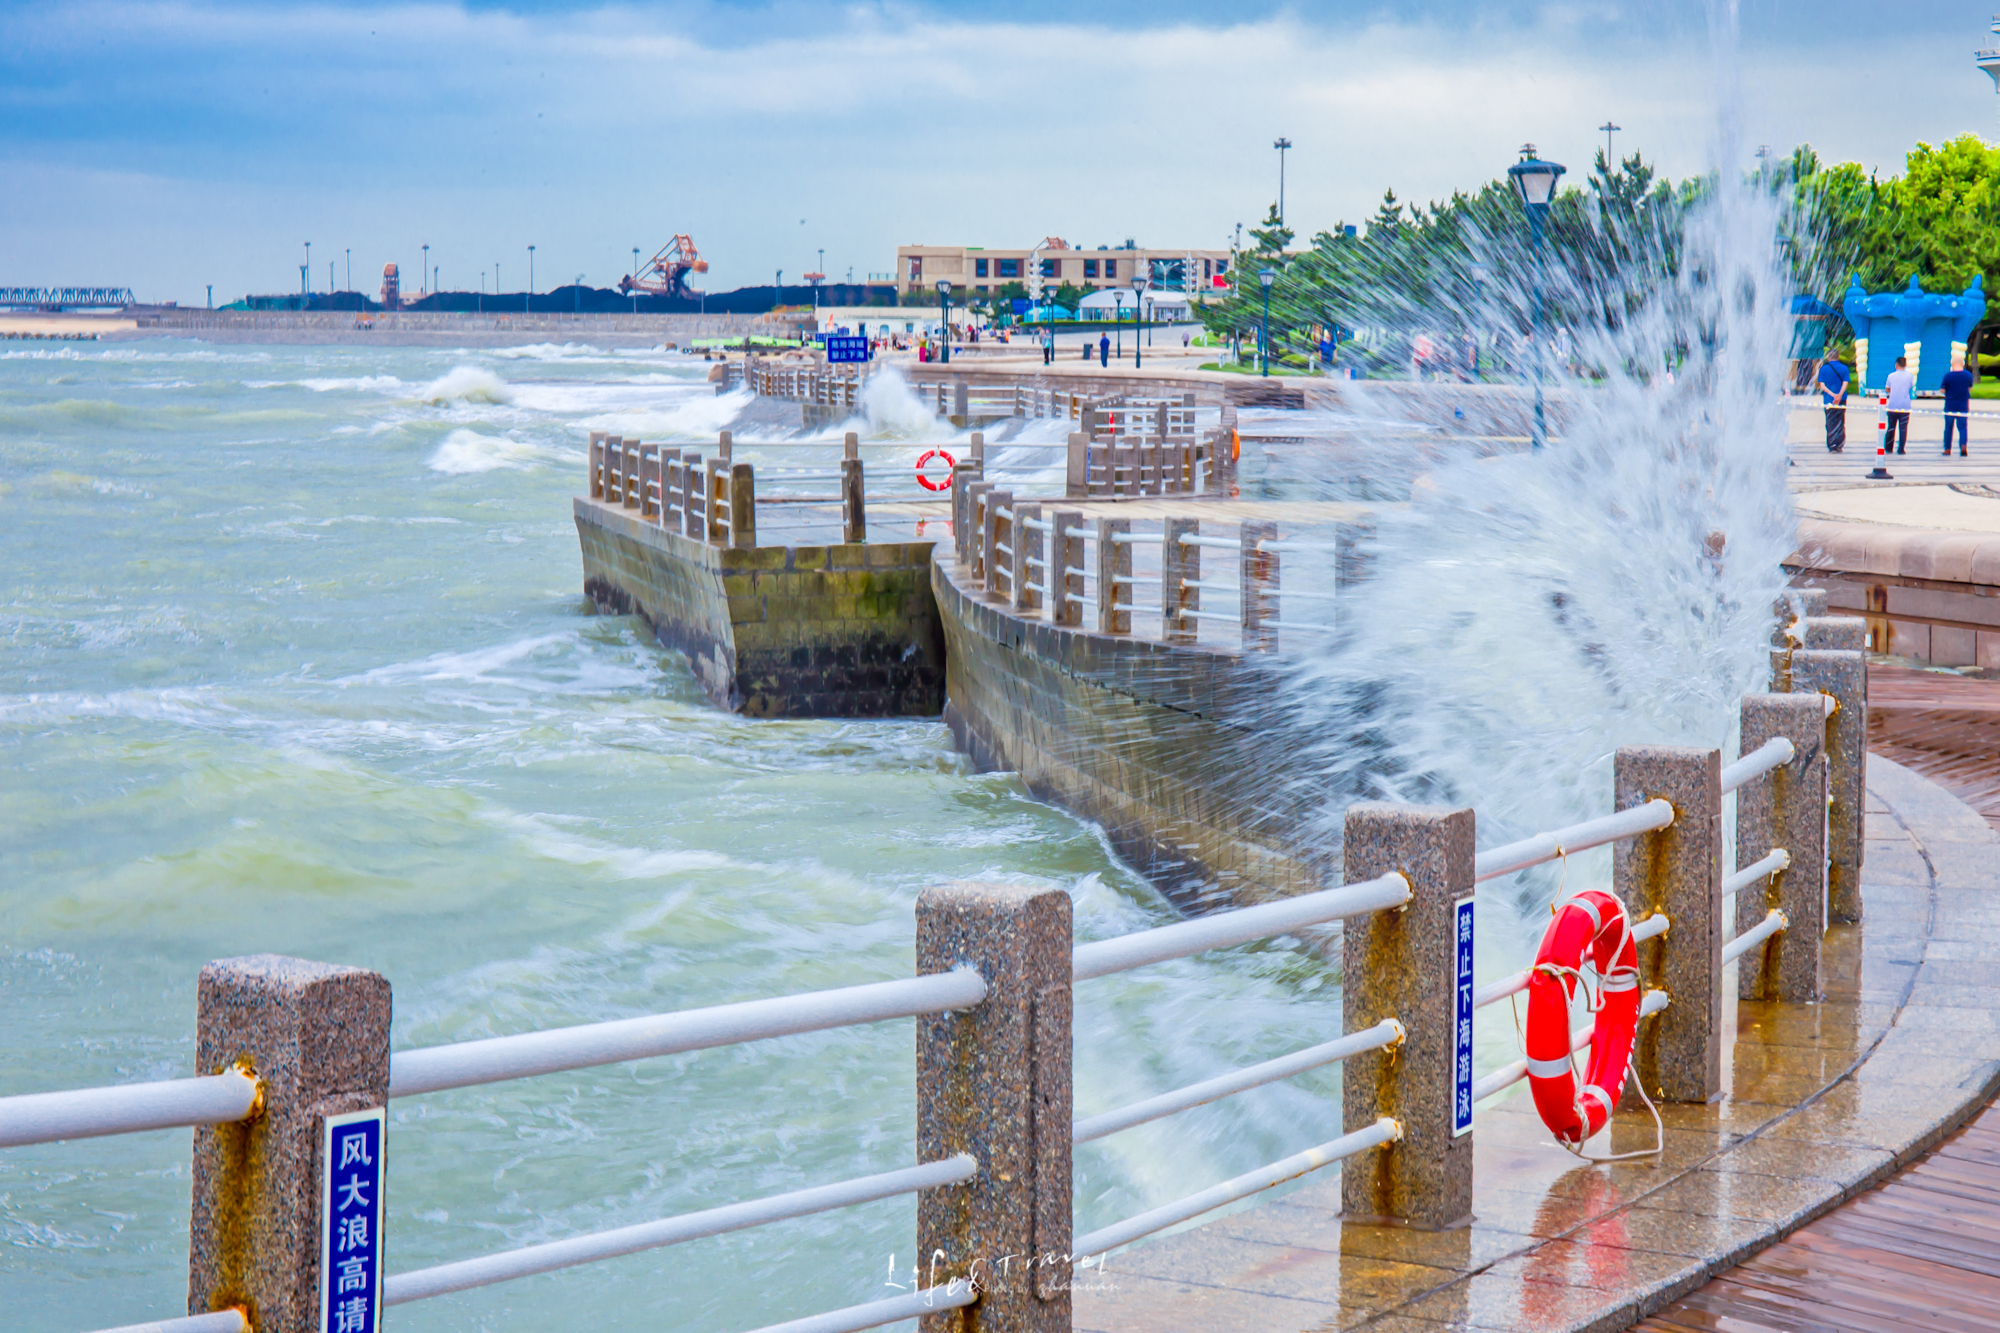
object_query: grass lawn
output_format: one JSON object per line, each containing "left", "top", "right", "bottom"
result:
{"left": 1971, "top": 382, "right": 2000, "bottom": 398}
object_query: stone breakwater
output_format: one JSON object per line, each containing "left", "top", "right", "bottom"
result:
{"left": 573, "top": 495, "right": 944, "bottom": 718}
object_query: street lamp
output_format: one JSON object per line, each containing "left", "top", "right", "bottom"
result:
{"left": 527, "top": 245, "right": 535, "bottom": 314}
{"left": 1507, "top": 143, "right": 1566, "bottom": 450}
{"left": 422, "top": 244, "right": 429, "bottom": 296}
{"left": 1273, "top": 137, "right": 1293, "bottom": 224}
{"left": 344, "top": 248, "right": 350, "bottom": 293}
{"left": 1131, "top": 273, "right": 1148, "bottom": 369}
{"left": 632, "top": 247, "right": 641, "bottom": 313}
{"left": 936, "top": 279, "right": 953, "bottom": 363}
{"left": 1258, "top": 267, "right": 1276, "bottom": 376}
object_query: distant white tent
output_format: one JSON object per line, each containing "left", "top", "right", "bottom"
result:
{"left": 1077, "top": 289, "right": 1192, "bottom": 321}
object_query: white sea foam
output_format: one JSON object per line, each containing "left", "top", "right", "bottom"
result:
{"left": 415, "top": 364, "right": 513, "bottom": 405}
{"left": 425, "top": 428, "right": 549, "bottom": 473}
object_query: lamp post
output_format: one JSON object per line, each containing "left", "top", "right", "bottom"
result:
{"left": 936, "top": 279, "right": 952, "bottom": 363}
{"left": 1045, "top": 290, "right": 1055, "bottom": 365}
{"left": 1131, "top": 273, "right": 1148, "bottom": 369}
{"left": 1273, "top": 137, "right": 1293, "bottom": 224}
{"left": 1507, "top": 144, "right": 1566, "bottom": 450}
{"left": 422, "top": 244, "right": 429, "bottom": 296}
{"left": 304, "top": 242, "right": 311, "bottom": 298}
{"left": 1114, "top": 291, "right": 1124, "bottom": 361}
{"left": 527, "top": 245, "right": 535, "bottom": 314}
{"left": 632, "top": 247, "right": 640, "bottom": 313}
{"left": 1258, "top": 267, "right": 1276, "bottom": 376}
{"left": 344, "top": 248, "right": 350, "bottom": 293}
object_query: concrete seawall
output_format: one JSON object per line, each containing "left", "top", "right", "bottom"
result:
{"left": 575, "top": 496, "right": 944, "bottom": 717}
{"left": 932, "top": 546, "right": 1328, "bottom": 910}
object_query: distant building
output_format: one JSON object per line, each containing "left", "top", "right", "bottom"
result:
{"left": 895, "top": 239, "right": 1232, "bottom": 301}
{"left": 381, "top": 264, "right": 400, "bottom": 312}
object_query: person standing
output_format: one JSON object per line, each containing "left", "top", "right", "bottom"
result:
{"left": 1884, "top": 356, "right": 1915, "bottom": 454}
{"left": 1099, "top": 332, "right": 1110, "bottom": 368}
{"left": 1817, "top": 355, "right": 1849, "bottom": 451}
{"left": 1943, "top": 354, "right": 1975, "bottom": 456}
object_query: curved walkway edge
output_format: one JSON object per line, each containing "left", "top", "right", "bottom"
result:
{"left": 1071, "top": 755, "right": 2000, "bottom": 1333}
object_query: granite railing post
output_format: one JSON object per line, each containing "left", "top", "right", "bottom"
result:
{"left": 1065, "top": 432, "right": 1088, "bottom": 498}
{"left": 916, "top": 883, "right": 1072, "bottom": 1331}
{"left": 953, "top": 379, "right": 970, "bottom": 423}
{"left": 1096, "top": 518, "right": 1131, "bottom": 635}
{"left": 952, "top": 468, "right": 984, "bottom": 565}
{"left": 966, "top": 483, "right": 994, "bottom": 585}
{"left": 1050, "top": 511, "right": 1085, "bottom": 628}
{"left": 1013, "top": 504, "right": 1043, "bottom": 616}
{"left": 1163, "top": 517, "right": 1198, "bottom": 645}
{"left": 843, "top": 430, "right": 859, "bottom": 462}
{"left": 639, "top": 445, "right": 660, "bottom": 519}
{"left": 190, "top": 955, "right": 391, "bottom": 1332}
{"left": 842, "top": 459, "right": 866, "bottom": 544}
{"left": 1341, "top": 803, "right": 1471, "bottom": 1229}
{"left": 681, "top": 453, "right": 704, "bottom": 540}
{"left": 1791, "top": 648, "right": 1866, "bottom": 923}
{"left": 705, "top": 460, "right": 729, "bottom": 545}
{"left": 729, "top": 462, "right": 756, "bottom": 550}
{"left": 1736, "top": 694, "right": 1829, "bottom": 1002}
{"left": 983, "top": 491, "right": 1014, "bottom": 600}
{"left": 968, "top": 431, "right": 984, "bottom": 469}
{"left": 1613, "top": 746, "right": 1723, "bottom": 1103}
{"left": 588, "top": 431, "right": 606, "bottom": 499}
{"left": 1801, "top": 616, "right": 1867, "bottom": 653}
{"left": 1768, "top": 589, "right": 1828, "bottom": 690}
{"left": 717, "top": 429, "right": 733, "bottom": 463}
{"left": 1241, "top": 520, "right": 1277, "bottom": 652}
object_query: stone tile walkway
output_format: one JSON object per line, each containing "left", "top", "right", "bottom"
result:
{"left": 1072, "top": 756, "right": 2000, "bottom": 1333}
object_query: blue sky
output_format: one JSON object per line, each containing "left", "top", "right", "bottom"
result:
{"left": 1, "top": 2, "right": 1991, "bottom": 304}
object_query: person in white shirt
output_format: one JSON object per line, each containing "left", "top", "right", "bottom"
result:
{"left": 1884, "top": 356, "right": 1915, "bottom": 455}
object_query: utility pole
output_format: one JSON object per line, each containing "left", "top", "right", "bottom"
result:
{"left": 1273, "top": 138, "right": 1293, "bottom": 224}
{"left": 1599, "top": 121, "right": 1621, "bottom": 168}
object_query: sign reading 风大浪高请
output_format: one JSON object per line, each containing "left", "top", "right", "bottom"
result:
{"left": 825, "top": 335, "right": 870, "bottom": 363}
{"left": 1453, "top": 895, "right": 1474, "bottom": 1137}
{"left": 320, "top": 1107, "right": 386, "bottom": 1333}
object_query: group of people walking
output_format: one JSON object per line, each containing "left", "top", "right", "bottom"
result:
{"left": 1818, "top": 354, "right": 1976, "bottom": 456}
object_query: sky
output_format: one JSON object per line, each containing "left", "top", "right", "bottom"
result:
{"left": 0, "top": 1, "right": 1993, "bottom": 305}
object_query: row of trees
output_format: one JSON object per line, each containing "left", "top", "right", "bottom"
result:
{"left": 1198, "top": 134, "right": 2000, "bottom": 377}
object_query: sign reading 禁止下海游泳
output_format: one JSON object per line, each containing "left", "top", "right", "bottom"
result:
{"left": 1453, "top": 894, "right": 1474, "bottom": 1137}
{"left": 825, "top": 334, "right": 870, "bottom": 363}
{"left": 319, "top": 1107, "right": 385, "bottom": 1333}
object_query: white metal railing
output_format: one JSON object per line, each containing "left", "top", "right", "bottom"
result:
{"left": 1472, "top": 800, "right": 1676, "bottom": 884}
{"left": 1072, "top": 1117, "right": 1402, "bottom": 1258}
{"left": 1722, "top": 849, "right": 1790, "bottom": 900}
{"left": 1071, "top": 872, "right": 1410, "bottom": 981}
{"left": 1470, "top": 911, "right": 1669, "bottom": 1011}
{"left": 1721, "top": 736, "right": 1794, "bottom": 794}
{"left": 1071, "top": 1019, "right": 1405, "bottom": 1144}
{"left": 383, "top": 1155, "right": 977, "bottom": 1305}
{"left": 388, "top": 968, "right": 986, "bottom": 1098}
{"left": 86, "top": 1314, "right": 249, "bottom": 1333}
{"left": 1722, "top": 909, "right": 1789, "bottom": 966}
{"left": 0, "top": 1065, "right": 261, "bottom": 1150}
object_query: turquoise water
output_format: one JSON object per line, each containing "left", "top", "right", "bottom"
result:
{"left": 0, "top": 340, "right": 1345, "bottom": 1331}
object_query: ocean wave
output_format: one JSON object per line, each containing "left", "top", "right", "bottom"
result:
{"left": 416, "top": 365, "right": 513, "bottom": 405}
{"left": 426, "top": 428, "right": 549, "bottom": 474}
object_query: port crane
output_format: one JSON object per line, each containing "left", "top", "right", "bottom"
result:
{"left": 618, "top": 235, "right": 709, "bottom": 299}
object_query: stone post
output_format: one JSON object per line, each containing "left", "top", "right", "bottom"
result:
{"left": 954, "top": 379, "right": 970, "bottom": 423}
{"left": 968, "top": 431, "right": 984, "bottom": 468}
{"left": 190, "top": 955, "right": 391, "bottom": 1332}
{"left": 1801, "top": 616, "right": 1867, "bottom": 652}
{"left": 717, "top": 429, "right": 733, "bottom": 462}
{"left": 1241, "top": 520, "right": 1277, "bottom": 653}
{"left": 1736, "top": 695, "right": 1830, "bottom": 1002}
{"left": 638, "top": 445, "right": 659, "bottom": 519}
{"left": 1613, "top": 746, "right": 1723, "bottom": 1103}
{"left": 1013, "top": 504, "right": 1043, "bottom": 615}
{"left": 664, "top": 458, "right": 684, "bottom": 527}
{"left": 842, "top": 459, "right": 866, "bottom": 544}
{"left": 1341, "top": 804, "right": 1473, "bottom": 1229}
{"left": 681, "top": 453, "right": 704, "bottom": 539}
{"left": 966, "top": 483, "right": 994, "bottom": 585}
{"left": 1769, "top": 589, "right": 1827, "bottom": 689}
{"left": 951, "top": 466, "right": 982, "bottom": 564}
{"left": 916, "top": 884, "right": 1072, "bottom": 1331}
{"left": 705, "top": 460, "right": 728, "bottom": 545}
{"left": 983, "top": 490, "right": 1013, "bottom": 600}
{"left": 729, "top": 462, "right": 756, "bottom": 550}
{"left": 655, "top": 448, "right": 682, "bottom": 526}
{"left": 1162, "top": 517, "right": 1198, "bottom": 645}
{"left": 1065, "top": 432, "right": 1088, "bottom": 498}
{"left": 1050, "top": 511, "right": 1085, "bottom": 628}
{"left": 1120, "top": 446, "right": 1141, "bottom": 498}
{"left": 843, "top": 430, "right": 859, "bottom": 462}
{"left": 1095, "top": 518, "right": 1131, "bottom": 635}
{"left": 588, "top": 431, "right": 606, "bottom": 499}
{"left": 1791, "top": 649, "right": 1866, "bottom": 923}
{"left": 624, "top": 442, "right": 642, "bottom": 510}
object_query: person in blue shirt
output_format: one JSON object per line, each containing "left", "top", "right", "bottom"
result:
{"left": 1942, "top": 355, "right": 1975, "bottom": 456}
{"left": 1099, "top": 332, "right": 1110, "bottom": 368}
{"left": 1817, "top": 356, "right": 1848, "bottom": 452}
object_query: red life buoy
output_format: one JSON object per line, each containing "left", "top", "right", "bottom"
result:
{"left": 915, "top": 448, "right": 956, "bottom": 491}
{"left": 1525, "top": 889, "right": 1640, "bottom": 1145}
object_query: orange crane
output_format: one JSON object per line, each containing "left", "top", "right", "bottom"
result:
{"left": 618, "top": 235, "right": 709, "bottom": 299}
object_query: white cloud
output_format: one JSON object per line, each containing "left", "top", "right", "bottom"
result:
{"left": 0, "top": 2, "right": 1986, "bottom": 302}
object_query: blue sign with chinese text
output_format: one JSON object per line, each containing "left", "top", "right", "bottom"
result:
{"left": 1453, "top": 895, "right": 1475, "bottom": 1137}
{"left": 825, "top": 335, "right": 871, "bottom": 363}
{"left": 320, "top": 1108, "right": 385, "bottom": 1333}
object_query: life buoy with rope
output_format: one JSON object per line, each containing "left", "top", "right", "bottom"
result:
{"left": 1525, "top": 889, "right": 1642, "bottom": 1148}
{"left": 915, "top": 448, "right": 956, "bottom": 491}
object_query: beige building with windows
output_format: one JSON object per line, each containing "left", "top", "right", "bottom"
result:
{"left": 895, "top": 239, "right": 1234, "bottom": 301}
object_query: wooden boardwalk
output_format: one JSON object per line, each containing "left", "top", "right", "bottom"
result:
{"left": 1637, "top": 663, "right": 2000, "bottom": 1332}
{"left": 1635, "top": 1099, "right": 2000, "bottom": 1333}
